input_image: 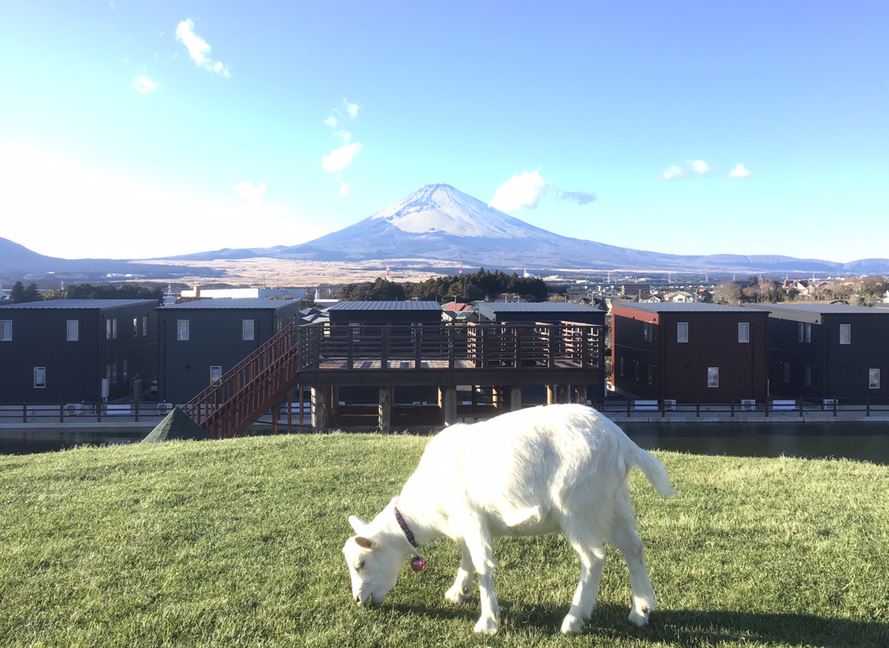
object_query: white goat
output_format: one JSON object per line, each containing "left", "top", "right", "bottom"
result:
{"left": 342, "top": 403, "right": 674, "bottom": 635}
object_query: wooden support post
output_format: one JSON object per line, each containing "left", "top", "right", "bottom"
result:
{"left": 443, "top": 385, "right": 458, "bottom": 426}
{"left": 298, "top": 384, "right": 304, "bottom": 426}
{"left": 546, "top": 385, "right": 557, "bottom": 405}
{"left": 287, "top": 388, "right": 293, "bottom": 434}
{"left": 510, "top": 385, "right": 523, "bottom": 411}
{"left": 571, "top": 385, "right": 584, "bottom": 404}
{"left": 330, "top": 387, "right": 339, "bottom": 416}
{"left": 311, "top": 386, "right": 328, "bottom": 433}
{"left": 557, "top": 384, "right": 570, "bottom": 404}
{"left": 378, "top": 385, "right": 393, "bottom": 433}
{"left": 272, "top": 401, "right": 280, "bottom": 435}
{"left": 492, "top": 386, "right": 506, "bottom": 411}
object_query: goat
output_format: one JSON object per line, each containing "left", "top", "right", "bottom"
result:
{"left": 342, "top": 403, "right": 674, "bottom": 634}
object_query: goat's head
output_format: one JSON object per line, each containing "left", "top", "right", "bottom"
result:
{"left": 342, "top": 513, "right": 404, "bottom": 607}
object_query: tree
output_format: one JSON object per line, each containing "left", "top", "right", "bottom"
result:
{"left": 10, "top": 281, "right": 40, "bottom": 303}
{"left": 713, "top": 281, "right": 742, "bottom": 305}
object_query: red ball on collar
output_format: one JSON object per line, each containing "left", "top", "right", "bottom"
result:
{"left": 410, "top": 556, "right": 426, "bottom": 572}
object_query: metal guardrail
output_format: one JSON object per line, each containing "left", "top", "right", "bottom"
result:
{"left": 597, "top": 398, "right": 889, "bottom": 418}
{"left": 0, "top": 402, "right": 170, "bottom": 424}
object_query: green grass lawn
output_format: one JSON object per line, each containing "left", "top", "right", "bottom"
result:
{"left": 1, "top": 434, "right": 887, "bottom": 648}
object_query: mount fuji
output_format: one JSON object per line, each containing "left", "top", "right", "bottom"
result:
{"left": 173, "top": 184, "right": 889, "bottom": 274}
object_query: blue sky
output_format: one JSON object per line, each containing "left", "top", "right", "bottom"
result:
{"left": 1, "top": 1, "right": 887, "bottom": 262}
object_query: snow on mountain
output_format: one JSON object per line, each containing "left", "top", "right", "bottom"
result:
{"left": 369, "top": 184, "right": 537, "bottom": 238}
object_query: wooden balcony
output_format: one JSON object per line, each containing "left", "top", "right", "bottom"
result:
{"left": 184, "top": 320, "right": 604, "bottom": 438}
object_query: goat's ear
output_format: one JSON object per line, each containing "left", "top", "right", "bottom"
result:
{"left": 348, "top": 515, "right": 367, "bottom": 534}
{"left": 355, "top": 536, "right": 374, "bottom": 550}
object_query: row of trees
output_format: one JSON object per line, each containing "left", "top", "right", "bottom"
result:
{"left": 338, "top": 269, "right": 549, "bottom": 303}
{"left": 3, "top": 282, "right": 166, "bottom": 303}
{"left": 713, "top": 276, "right": 889, "bottom": 305}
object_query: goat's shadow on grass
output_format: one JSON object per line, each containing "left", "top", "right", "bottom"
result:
{"left": 390, "top": 601, "right": 888, "bottom": 647}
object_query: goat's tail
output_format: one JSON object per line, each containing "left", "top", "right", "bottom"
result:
{"left": 626, "top": 443, "right": 675, "bottom": 496}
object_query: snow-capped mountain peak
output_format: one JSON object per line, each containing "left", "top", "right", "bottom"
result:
{"left": 369, "top": 183, "right": 536, "bottom": 239}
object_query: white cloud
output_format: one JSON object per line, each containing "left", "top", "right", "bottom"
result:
{"left": 234, "top": 180, "right": 267, "bottom": 208}
{"left": 489, "top": 171, "right": 549, "bottom": 212}
{"left": 662, "top": 164, "right": 684, "bottom": 181}
{"left": 321, "top": 142, "right": 362, "bottom": 174}
{"left": 131, "top": 75, "right": 159, "bottom": 95}
{"left": 344, "top": 100, "right": 360, "bottom": 119}
{"left": 728, "top": 163, "right": 751, "bottom": 179}
{"left": 0, "top": 145, "right": 319, "bottom": 259}
{"left": 689, "top": 159, "right": 711, "bottom": 175}
{"left": 323, "top": 116, "right": 338, "bottom": 128}
{"left": 339, "top": 182, "right": 350, "bottom": 197}
{"left": 175, "top": 18, "right": 230, "bottom": 77}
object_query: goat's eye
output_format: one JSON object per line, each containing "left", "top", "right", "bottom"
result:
{"left": 354, "top": 560, "right": 365, "bottom": 571}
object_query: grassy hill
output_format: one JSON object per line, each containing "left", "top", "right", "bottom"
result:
{"left": 1, "top": 435, "right": 887, "bottom": 647}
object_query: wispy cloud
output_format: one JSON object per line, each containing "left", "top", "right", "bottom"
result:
{"left": 689, "top": 159, "right": 712, "bottom": 175}
{"left": 490, "top": 171, "right": 549, "bottom": 212}
{"left": 556, "top": 190, "right": 597, "bottom": 205}
{"left": 322, "top": 142, "right": 362, "bottom": 174}
{"left": 175, "top": 18, "right": 230, "bottom": 77}
{"left": 728, "top": 163, "right": 751, "bottom": 179}
{"left": 662, "top": 164, "right": 684, "bottom": 181}
{"left": 234, "top": 180, "right": 267, "bottom": 208}
{"left": 131, "top": 75, "right": 159, "bottom": 95}
{"left": 322, "top": 99, "right": 362, "bottom": 196}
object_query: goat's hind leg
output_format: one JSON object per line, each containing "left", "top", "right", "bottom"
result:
{"left": 444, "top": 540, "right": 474, "bottom": 604}
{"left": 610, "top": 487, "right": 656, "bottom": 627}
{"left": 560, "top": 528, "right": 607, "bottom": 635}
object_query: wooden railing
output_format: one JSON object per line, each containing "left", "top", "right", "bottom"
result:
{"left": 183, "top": 323, "right": 300, "bottom": 439}
{"left": 297, "top": 321, "right": 603, "bottom": 370}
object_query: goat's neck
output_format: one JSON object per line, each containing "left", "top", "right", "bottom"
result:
{"left": 393, "top": 481, "right": 447, "bottom": 548}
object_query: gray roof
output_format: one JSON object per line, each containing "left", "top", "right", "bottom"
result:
{"left": 0, "top": 299, "right": 158, "bottom": 310}
{"left": 327, "top": 301, "right": 441, "bottom": 311}
{"left": 761, "top": 303, "right": 889, "bottom": 324}
{"left": 614, "top": 302, "right": 753, "bottom": 314}
{"left": 157, "top": 298, "right": 300, "bottom": 311}
{"left": 478, "top": 301, "right": 601, "bottom": 313}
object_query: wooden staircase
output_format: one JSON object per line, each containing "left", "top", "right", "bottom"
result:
{"left": 182, "top": 323, "right": 300, "bottom": 438}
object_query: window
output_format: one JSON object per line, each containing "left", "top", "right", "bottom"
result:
{"left": 738, "top": 321, "right": 750, "bottom": 344}
{"left": 642, "top": 322, "right": 653, "bottom": 343}
{"left": 1, "top": 320, "right": 12, "bottom": 341}
{"left": 784, "top": 362, "right": 791, "bottom": 383}
{"left": 106, "top": 318, "right": 118, "bottom": 340}
{"left": 839, "top": 323, "right": 851, "bottom": 345}
{"left": 66, "top": 320, "right": 79, "bottom": 342}
{"left": 143, "top": 315, "right": 149, "bottom": 336}
{"left": 122, "top": 359, "right": 128, "bottom": 382}
{"left": 804, "top": 365, "right": 812, "bottom": 387}
{"left": 132, "top": 317, "right": 139, "bottom": 337}
{"left": 242, "top": 319, "right": 255, "bottom": 341}
{"left": 34, "top": 366, "right": 46, "bottom": 388}
{"left": 177, "top": 319, "right": 190, "bottom": 341}
{"left": 677, "top": 321, "right": 689, "bottom": 343}
{"left": 707, "top": 366, "right": 719, "bottom": 388}
{"left": 870, "top": 368, "right": 881, "bottom": 390}
{"left": 210, "top": 365, "right": 223, "bottom": 382}
{"left": 805, "top": 323, "right": 812, "bottom": 343}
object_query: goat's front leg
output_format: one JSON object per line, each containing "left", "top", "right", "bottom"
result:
{"left": 462, "top": 522, "right": 499, "bottom": 634}
{"left": 444, "top": 540, "right": 474, "bottom": 604}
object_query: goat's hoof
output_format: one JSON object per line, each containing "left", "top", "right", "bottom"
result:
{"left": 628, "top": 607, "right": 650, "bottom": 627}
{"left": 473, "top": 616, "right": 499, "bottom": 634}
{"left": 444, "top": 586, "right": 468, "bottom": 604}
{"left": 561, "top": 614, "right": 584, "bottom": 634}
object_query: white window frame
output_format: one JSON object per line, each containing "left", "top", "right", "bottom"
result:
{"left": 242, "top": 319, "right": 255, "bottom": 341}
{"left": 210, "top": 365, "right": 223, "bottom": 382}
{"left": 805, "top": 323, "right": 812, "bottom": 343}
{"left": 34, "top": 366, "right": 46, "bottom": 388}
{"left": 677, "top": 321, "right": 689, "bottom": 344}
{"left": 1, "top": 319, "right": 12, "bottom": 342}
{"left": 839, "top": 323, "right": 851, "bottom": 345}
{"left": 132, "top": 317, "right": 139, "bottom": 337}
{"left": 869, "top": 368, "right": 881, "bottom": 390}
{"left": 738, "top": 321, "right": 750, "bottom": 344}
{"left": 642, "top": 322, "right": 652, "bottom": 343}
{"left": 142, "top": 315, "right": 149, "bottom": 337}
{"left": 707, "top": 366, "right": 719, "bottom": 388}
{"left": 177, "top": 319, "right": 190, "bottom": 342}
{"left": 66, "top": 319, "right": 79, "bottom": 342}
